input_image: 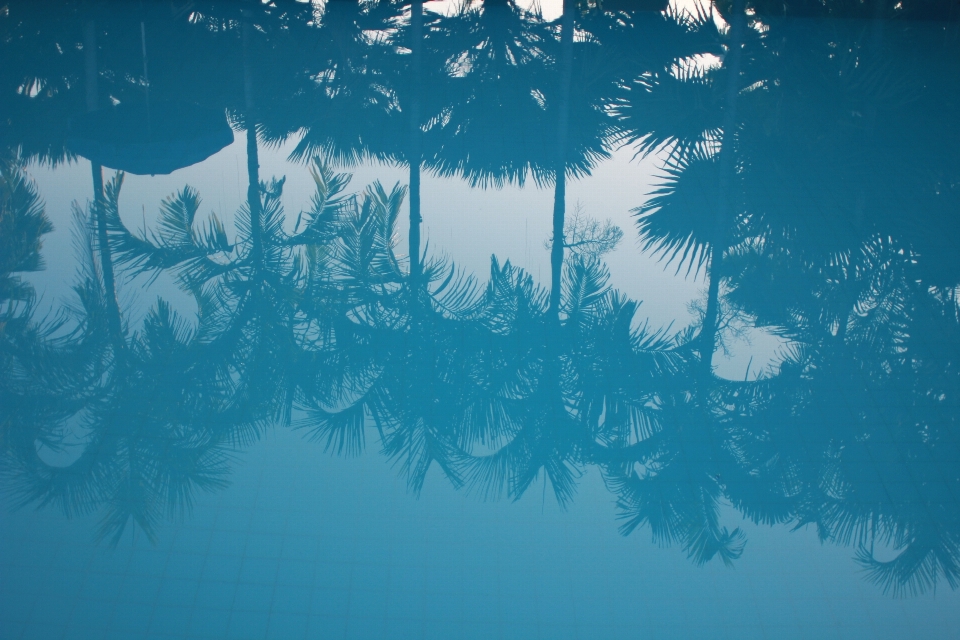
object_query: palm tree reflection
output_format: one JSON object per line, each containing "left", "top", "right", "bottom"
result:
{"left": 2, "top": 0, "right": 959, "bottom": 599}
{"left": 1, "top": 159, "right": 242, "bottom": 545}
{"left": 615, "top": 1, "right": 960, "bottom": 592}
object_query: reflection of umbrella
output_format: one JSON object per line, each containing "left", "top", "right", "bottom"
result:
{"left": 66, "top": 100, "right": 234, "bottom": 175}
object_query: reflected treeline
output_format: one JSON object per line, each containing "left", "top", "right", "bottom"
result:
{"left": 2, "top": 0, "right": 960, "bottom": 598}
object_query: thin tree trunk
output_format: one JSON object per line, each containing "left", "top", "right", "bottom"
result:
{"left": 242, "top": 11, "right": 262, "bottom": 265}
{"left": 549, "top": 0, "right": 574, "bottom": 319}
{"left": 700, "top": 240, "right": 721, "bottom": 376}
{"left": 550, "top": 172, "right": 566, "bottom": 317}
{"left": 245, "top": 126, "right": 262, "bottom": 262}
{"left": 85, "top": 19, "right": 124, "bottom": 344}
{"left": 408, "top": 0, "right": 424, "bottom": 284}
{"left": 700, "top": 0, "right": 745, "bottom": 378}
{"left": 91, "top": 163, "right": 124, "bottom": 343}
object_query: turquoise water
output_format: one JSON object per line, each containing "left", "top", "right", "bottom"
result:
{"left": 2, "top": 1, "right": 960, "bottom": 638}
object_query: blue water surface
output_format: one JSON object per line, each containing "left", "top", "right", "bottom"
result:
{"left": 2, "top": 1, "right": 960, "bottom": 638}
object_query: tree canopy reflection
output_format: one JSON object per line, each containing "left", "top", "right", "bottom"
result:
{"left": 1, "top": 0, "right": 959, "bottom": 598}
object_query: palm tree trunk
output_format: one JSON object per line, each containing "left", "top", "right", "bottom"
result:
{"left": 699, "top": 241, "right": 721, "bottom": 377}
{"left": 85, "top": 19, "right": 124, "bottom": 345}
{"left": 550, "top": 175, "right": 565, "bottom": 317}
{"left": 408, "top": 0, "right": 424, "bottom": 284}
{"left": 700, "top": 0, "right": 746, "bottom": 378}
{"left": 549, "top": 0, "right": 574, "bottom": 319}
{"left": 245, "top": 126, "right": 262, "bottom": 263}
{"left": 242, "top": 10, "right": 262, "bottom": 265}
{"left": 91, "top": 164, "right": 124, "bottom": 343}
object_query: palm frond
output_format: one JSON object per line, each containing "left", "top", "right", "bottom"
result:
{"left": 0, "top": 155, "right": 53, "bottom": 298}
{"left": 382, "top": 419, "right": 465, "bottom": 495}
{"left": 561, "top": 254, "right": 611, "bottom": 323}
{"left": 289, "top": 158, "right": 353, "bottom": 243}
{"left": 294, "top": 401, "right": 368, "bottom": 457}
{"left": 102, "top": 179, "right": 234, "bottom": 280}
{"left": 423, "top": 255, "right": 484, "bottom": 319}
{"left": 856, "top": 536, "right": 960, "bottom": 597}
{"left": 634, "top": 148, "right": 725, "bottom": 277}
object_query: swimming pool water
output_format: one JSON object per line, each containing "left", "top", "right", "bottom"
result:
{"left": 2, "top": 1, "right": 960, "bottom": 638}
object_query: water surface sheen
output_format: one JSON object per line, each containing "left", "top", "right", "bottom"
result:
{"left": 2, "top": 1, "right": 960, "bottom": 638}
